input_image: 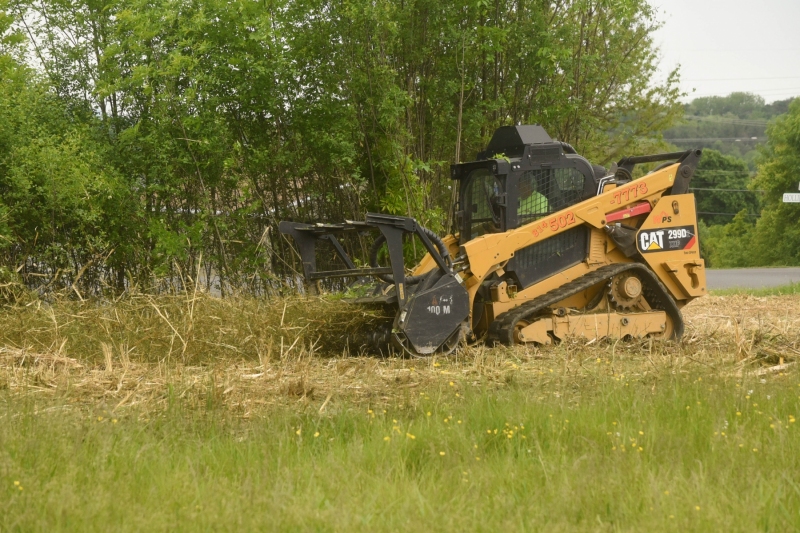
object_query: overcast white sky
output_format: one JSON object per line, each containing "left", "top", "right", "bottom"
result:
{"left": 652, "top": 0, "right": 800, "bottom": 103}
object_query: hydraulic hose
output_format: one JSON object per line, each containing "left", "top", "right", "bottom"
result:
{"left": 369, "top": 224, "right": 451, "bottom": 285}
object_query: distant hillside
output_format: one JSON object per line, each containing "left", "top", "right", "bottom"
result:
{"left": 664, "top": 92, "right": 796, "bottom": 169}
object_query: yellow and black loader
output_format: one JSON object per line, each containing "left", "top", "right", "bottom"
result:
{"left": 280, "top": 125, "right": 706, "bottom": 357}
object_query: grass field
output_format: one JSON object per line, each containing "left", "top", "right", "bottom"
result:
{"left": 1, "top": 292, "right": 800, "bottom": 531}
{"left": 711, "top": 282, "right": 800, "bottom": 297}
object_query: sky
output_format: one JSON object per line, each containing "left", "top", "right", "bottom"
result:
{"left": 652, "top": 0, "right": 800, "bottom": 103}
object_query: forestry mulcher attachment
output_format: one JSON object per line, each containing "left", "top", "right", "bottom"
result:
{"left": 280, "top": 125, "right": 706, "bottom": 356}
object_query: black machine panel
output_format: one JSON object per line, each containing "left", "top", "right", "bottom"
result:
{"left": 398, "top": 273, "right": 470, "bottom": 354}
{"left": 504, "top": 226, "right": 588, "bottom": 289}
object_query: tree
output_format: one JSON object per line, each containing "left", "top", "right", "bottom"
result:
{"left": 748, "top": 98, "right": 800, "bottom": 265}
{"left": 0, "top": 5, "right": 133, "bottom": 295}
{"left": 663, "top": 92, "right": 797, "bottom": 168}
{"left": 691, "top": 149, "right": 759, "bottom": 226}
{"left": 4, "top": 0, "right": 687, "bottom": 293}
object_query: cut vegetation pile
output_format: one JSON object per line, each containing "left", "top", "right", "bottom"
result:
{"left": 0, "top": 292, "right": 393, "bottom": 365}
{"left": 0, "top": 292, "right": 798, "bottom": 415}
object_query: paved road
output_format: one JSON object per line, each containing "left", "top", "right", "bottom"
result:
{"left": 706, "top": 267, "right": 800, "bottom": 290}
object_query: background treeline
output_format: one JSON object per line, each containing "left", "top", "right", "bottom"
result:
{"left": 0, "top": 0, "right": 683, "bottom": 296}
{"left": 2, "top": 0, "right": 799, "bottom": 297}
{"left": 661, "top": 93, "right": 800, "bottom": 268}
{"left": 664, "top": 92, "right": 793, "bottom": 169}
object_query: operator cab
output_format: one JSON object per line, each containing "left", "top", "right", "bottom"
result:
{"left": 450, "top": 125, "right": 614, "bottom": 290}
{"left": 450, "top": 125, "right": 608, "bottom": 243}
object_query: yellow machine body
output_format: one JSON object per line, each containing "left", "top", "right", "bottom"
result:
{"left": 281, "top": 125, "right": 706, "bottom": 355}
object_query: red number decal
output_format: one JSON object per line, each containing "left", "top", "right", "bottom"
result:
{"left": 532, "top": 220, "right": 551, "bottom": 238}
{"left": 611, "top": 183, "right": 647, "bottom": 205}
{"left": 547, "top": 212, "right": 576, "bottom": 232}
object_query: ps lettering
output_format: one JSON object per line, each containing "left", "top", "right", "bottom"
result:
{"left": 661, "top": 216, "right": 672, "bottom": 223}
{"left": 639, "top": 230, "right": 664, "bottom": 251}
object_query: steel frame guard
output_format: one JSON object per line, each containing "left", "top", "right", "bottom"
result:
{"left": 278, "top": 213, "right": 450, "bottom": 305}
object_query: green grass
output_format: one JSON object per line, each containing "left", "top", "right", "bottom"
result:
{"left": 2, "top": 370, "right": 799, "bottom": 532}
{"left": 711, "top": 282, "right": 800, "bottom": 297}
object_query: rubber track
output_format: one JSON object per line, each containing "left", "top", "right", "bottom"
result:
{"left": 486, "top": 263, "right": 685, "bottom": 346}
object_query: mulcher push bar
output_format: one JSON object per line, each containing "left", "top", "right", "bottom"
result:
{"left": 278, "top": 213, "right": 450, "bottom": 305}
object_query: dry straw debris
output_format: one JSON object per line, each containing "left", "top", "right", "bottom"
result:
{"left": 1, "top": 293, "right": 798, "bottom": 417}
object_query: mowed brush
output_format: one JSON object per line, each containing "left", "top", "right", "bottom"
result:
{"left": 0, "top": 292, "right": 393, "bottom": 365}
{"left": 0, "top": 293, "right": 799, "bottom": 418}
{"left": 0, "top": 292, "right": 798, "bottom": 367}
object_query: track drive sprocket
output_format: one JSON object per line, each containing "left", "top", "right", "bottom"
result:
{"left": 609, "top": 272, "right": 645, "bottom": 310}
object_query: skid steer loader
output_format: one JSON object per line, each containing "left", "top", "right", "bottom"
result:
{"left": 280, "top": 125, "right": 706, "bottom": 357}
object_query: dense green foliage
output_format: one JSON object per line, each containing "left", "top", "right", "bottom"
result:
{"left": 692, "top": 148, "right": 758, "bottom": 227}
{"left": 0, "top": 22, "right": 132, "bottom": 292}
{"left": 0, "top": 0, "right": 681, "bottom": 294}
{"left": 701, "top": 99, "right": 800, "bottom": 267}
{"left": 662, "top": 92, "right": 800, "bottom": 268}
